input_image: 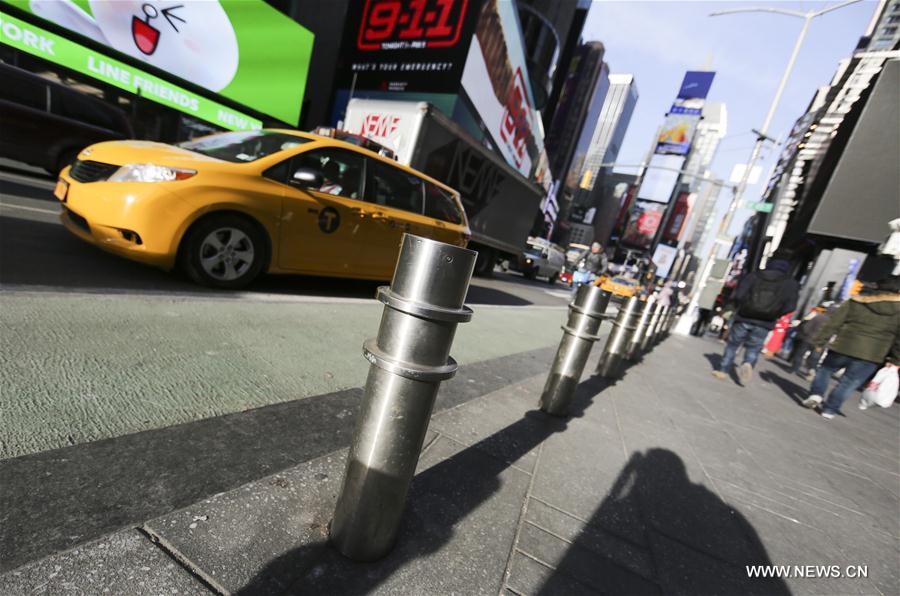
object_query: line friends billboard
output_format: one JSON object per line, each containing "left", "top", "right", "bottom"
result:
{"left": 3, "top": 0, "right": 313, "bottom": 125}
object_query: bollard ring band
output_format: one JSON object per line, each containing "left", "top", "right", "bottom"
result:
{"left": 561, "top": 325, "right": 604, "bottom": 342}
{"left": 363, "top": 338, "right": 459, "bottom": 382}
{"left": 568, "top": 302, "right": 612, "bottom": 319}
{"left": 376, "top": 287, "right": 473, "bottom": 323}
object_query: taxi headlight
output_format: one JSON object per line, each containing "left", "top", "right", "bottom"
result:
{"left": 109, "top": 164, "right": 197, "bottom": 182}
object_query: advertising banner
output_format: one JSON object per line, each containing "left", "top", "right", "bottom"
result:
{"left": 662, "top": 191, "right": 695, "bottom": 243}
{"left": 337, "top": 0, "right": 479, "bottom": 95}
{"left": 652, "top": 243, "right": 679, "bottom": 279}
{"left": 655, "top": 100, "right": 701, "bottom": 155}
{"left": 343, "top": 98, "right": 428, "bottom": 164}
{"left": 620, "top": 200, "right": 667, "bottom": 249}
{"left": 636, "top": 154, "right": 685, "bottom": 204}
{"left": 460, "top": 0, "right": 545, "bottom": 179}
{"left": 2, "top": 0, "right": 313, "bottom": 125}
{"left": 677, "top": 71, "right": 715, "bottom": 99}
{"left": 0, "top": 9, "right": 261, "bottom": 130}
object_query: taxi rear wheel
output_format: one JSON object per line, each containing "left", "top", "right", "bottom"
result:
{"left": 181, "top": 214, "right": 266, "bottom": 289}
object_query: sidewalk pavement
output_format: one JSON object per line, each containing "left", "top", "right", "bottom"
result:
{"left": 2, "top": 332, "right": 897, "bottom": 595}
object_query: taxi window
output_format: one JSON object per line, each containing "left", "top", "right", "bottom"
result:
{"left": 365, "top": 159, "right": 424, "bottom": 214}
{"left": 424, "top": 182, "right": 464, "bottom": 224}
{"left": 291, "top": 148, "right": 364, "bottom": 200}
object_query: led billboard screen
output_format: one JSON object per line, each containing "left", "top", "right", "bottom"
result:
{"left": 338, "top": 0, "right": 478, "bottom": 94}
{"left": 0, "top": 9, "right": 261, "bottom": 129}
{"left": 636, "top": 154, "right": 685, "bottom": 204}
{"left": 656, "top": 100, "right": 701, "bottom": 155}
{"left": 460, "top": 0, "right": 546, "bottom": 179}
{"left": 677, "top": 71, "right": 715, "bottom": 99}
{"left": 3, "top": 0, "right": 313, "bottom": 125}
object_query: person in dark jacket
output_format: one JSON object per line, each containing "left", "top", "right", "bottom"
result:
{"left": 712, "top": 257, "right": 799, "bottom": 385}
{"left": 790, "top": 302, "right": 834, "bottom": 376}
{"left": 577, "top": 243, "right": 608, "bottom": 277}
{"left": 802, "top": 276, "right": 900, "bottom": 418}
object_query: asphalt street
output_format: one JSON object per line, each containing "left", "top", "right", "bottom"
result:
{"left": 0, "top": 161, "right": 572, "bottom": 306}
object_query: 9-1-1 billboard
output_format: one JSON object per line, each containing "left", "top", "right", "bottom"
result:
{"left": 338, "top": 0, "right": 479, "bottom": 94}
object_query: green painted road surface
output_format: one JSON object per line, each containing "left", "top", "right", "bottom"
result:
{"left": 1, "top": 292, "right": 565, "bottom": 459}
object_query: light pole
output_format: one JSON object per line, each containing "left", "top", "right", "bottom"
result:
{"left": 670, "top": 0, "right": 864, "bottom": 336}
{"left": 706, "top": 0, "right": 864, "bottom": 249}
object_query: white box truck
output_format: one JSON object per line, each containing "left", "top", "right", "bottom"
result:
{"left": 343, "top": 98, "right": 546, "bottom": 276}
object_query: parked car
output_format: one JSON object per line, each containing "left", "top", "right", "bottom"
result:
{"left": 0, "top": 63, "right": 133, "bottom": 173}
{"left": 509, "top": 237, "right": 566, "bottom": 284}
{"left": 54, "top": 129, "right": 470, "bottom": 288}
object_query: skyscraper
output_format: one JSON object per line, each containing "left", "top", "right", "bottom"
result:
{"left": 566, "top": 74, "right": 639, "bottom": 245}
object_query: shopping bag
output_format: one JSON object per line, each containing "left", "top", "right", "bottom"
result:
{"left": 861, "top": 365, "right": 899, "bottom": 408}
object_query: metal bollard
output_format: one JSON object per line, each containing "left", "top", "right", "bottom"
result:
{"left": 640, "top": 299, "right": 664, "bottom": 353}
{"left": 596, "top": 296, "right": 641, "bottom": 378}
{"left": 651, "top": 305, "right": 669, "bottom": 345}
{"left": 331, "top": 234, "right": 476, "bottom": 561}
{"left": 626, "top": 295, "right": 655, "bottom": 360}
{"left": 539, "top": 284, "right": 612, "bottom": 416}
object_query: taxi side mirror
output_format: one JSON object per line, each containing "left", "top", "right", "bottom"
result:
{"left": 291, "top": 167, "right": 323, "bottom": 189}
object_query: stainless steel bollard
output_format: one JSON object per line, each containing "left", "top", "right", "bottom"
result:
{"left": 331, "top": 234, "right": 476, "bottom": 561}
{"left": 640, "top": 299, "right": 664, "bottom": 353}
{"left": 652, "top": 306, "right": 670, "bottom": 344}
{"left": 539, "top": 284, "right": 612, "bottom": 416}
{"left": 626, "top": 295, "right": 655, "bottom": 360}
{"left": 596, "top": 296, "right": 641, "bottom": 378}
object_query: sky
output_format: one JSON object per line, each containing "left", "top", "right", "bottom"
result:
{"left": 581, "top": 0, "right": 879, "bottom": 235}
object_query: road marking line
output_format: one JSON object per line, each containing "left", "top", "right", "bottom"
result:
{"left": 0, "top": 202, "right": 59, "bottom": 215}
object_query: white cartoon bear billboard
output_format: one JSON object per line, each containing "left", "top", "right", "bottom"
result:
{"left": 29, "top": 0, "right": 238, "bottom": 91}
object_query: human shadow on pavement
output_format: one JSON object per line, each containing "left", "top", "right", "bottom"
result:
{"left": 703, "top": 352, "right": 722, "bottom": 370}
{"left": 236, "top": 374, "right": 615, "bottom": 595}
{"left": 759, "top": 369, "right": 808, "bottom": 406}
{"left": 535, "top": 449, "right": 790, "bottom": 595}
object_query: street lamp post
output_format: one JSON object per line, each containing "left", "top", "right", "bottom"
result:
{"left": 708, "top": 0, "right": 863, "bottom": 239}
{"left": 670, "top": 0, "right": 863, "bottom": 336}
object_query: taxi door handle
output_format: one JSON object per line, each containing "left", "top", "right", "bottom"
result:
{"left": 370, "top": 211, "right": 389, "bottom": 222}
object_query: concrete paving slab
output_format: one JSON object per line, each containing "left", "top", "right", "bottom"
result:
{"left": 523, "top": 497, "right": 654, "bottom": 581}
{"left": 0, "top": 529, "right": 207, "bottom": 595}
{"left": 505, "top": 551, "right": 593, "bottom": 596}
{"left": 516, "top": 520, "right": 660, "bottom": 594}
{"left": 143, "top": 451, "right": 345, "bottom": 594}
{"left": 1, "top": 346, "right": 555, "bottom": 572}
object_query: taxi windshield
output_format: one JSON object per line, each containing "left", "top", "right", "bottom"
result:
{"left": 178, "top": 131, "right": 309, "bottom": 163}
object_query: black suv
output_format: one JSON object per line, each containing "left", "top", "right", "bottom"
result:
{"left": 0, "top": 63, "right": 133, "bottom": 174}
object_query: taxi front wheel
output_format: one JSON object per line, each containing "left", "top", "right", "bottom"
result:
{"left": 180, "top": 214, "right": 267, "bottom": 289}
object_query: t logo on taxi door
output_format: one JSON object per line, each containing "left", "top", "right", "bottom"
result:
{"left": 318, "top": 207, "right": 341, "bottom": 234}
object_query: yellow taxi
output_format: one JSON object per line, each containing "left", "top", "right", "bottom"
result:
{"left": 597, "top": 274, "right": 641, "bottom": 298}
{"left": 54, "top": 129, "right": 470, "bottom": 288}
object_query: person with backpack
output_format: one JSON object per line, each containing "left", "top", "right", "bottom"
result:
{"left": 801, "top": 276, "right": 900, "bottom": 418}
{"left": 712, "top": 256, "right": 799, "bottom": 385}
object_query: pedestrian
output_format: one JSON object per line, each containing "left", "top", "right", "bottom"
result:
{"left": 790, "top": 302, "right": 834, "bottom": 378}
{"left": 712, "top": 255, "right": 799, "bottom": 385}
{"left": 762, "top": 311, "right": 795, "bottom": 358}
{"left": 657, "top": 281, "right": 674, "bottom": 308}
{"left": 802, "top": 276, "right": 900, "bottom": 419}
{"left": 572, "top": 242, "right": 608, "bottom": 294}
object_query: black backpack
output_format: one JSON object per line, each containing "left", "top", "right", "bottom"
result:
{"left": 739, "top": 274, "right": 786, "bottom": 320}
